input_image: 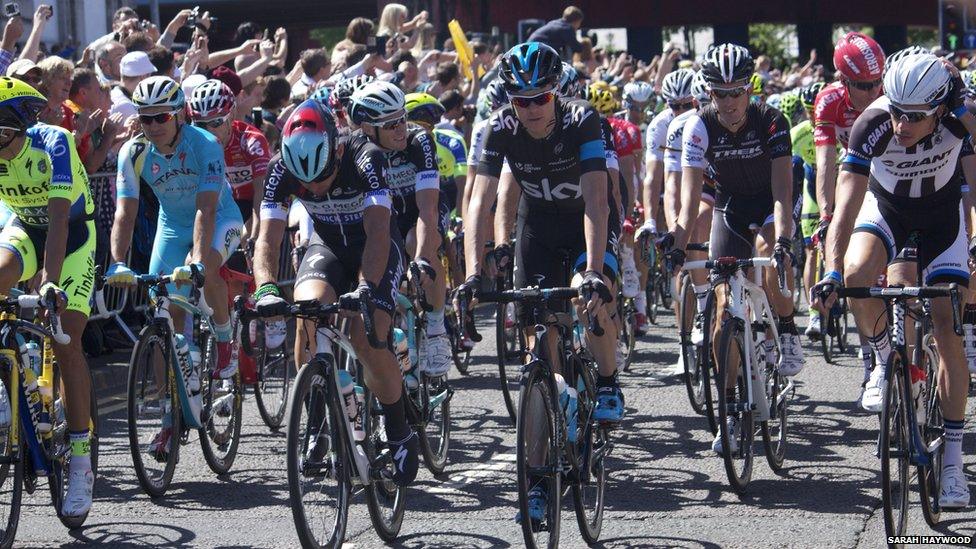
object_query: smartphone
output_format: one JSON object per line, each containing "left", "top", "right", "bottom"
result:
{"left": 251, "top": 107, "right": 263, "bottom": 124}
{"left": 366, "top": 35, "right": 388, "bottom": 56}
{"left": 3, "top": 3, "right": 19, "bottom": 18}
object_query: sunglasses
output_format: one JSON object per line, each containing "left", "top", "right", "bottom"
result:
{"left": 669, "top": 100, "right": 695, "bottom": 111}
{"left": 511, "top": 91, "right": 556, "bottom": 108}
{"left": 193, "top": 115, "right": 229, "bottom": 129}
{"left": 710, "top": 85, "right": 749, "bottom": 99}
{"left": 847, "top": 78, "right": 882, "bottom": 91}
{"left": 374, "top": 115, "right": 406, "bottom": 130}
{"left": 139, "top": 111, "right": 178, "bottom": 125}
{"left": 888, "top": 103, "right": 938, "bottom": 123}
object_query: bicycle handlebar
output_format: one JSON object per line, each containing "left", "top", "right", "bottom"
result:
{"left": 3, "top": 293, "right": 70, "bottom": 345}
{"left": 837, "top": 283, "right": 963, "bottom": 336}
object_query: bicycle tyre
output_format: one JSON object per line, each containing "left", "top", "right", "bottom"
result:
{"left": 837, "top": 301, "right": 850, "bottom": 354}
{"left": 253, "top": 317, "right": 294, "bottom": 431}
{"left": 645, "top": 275, "right": 659, "bottom": 325}
{"left": 286, "top": 359, "right": 350, "bottom": 548}
{"left": 819, "top": 313, "right": 831, "bottom": 363}
{"left": 619, "top": 297, "right": 636, "bottom": 372}
{"left": 496, "top": 301, "right": 522, "bottom": 425}
{"left": 760, "top": 365, "right": 788, "bottom": 473}
{"left": 0, "top": 360, "right": 23, "bottom": 548}
{"left": 199, "top": 331, "right": 243, "bottom": 476}
{"left": 716, "top": 319, "right": 755, "bottom": 493}
{"left": 52, "top": 362, "right": 99, "bottom": 529}
{"left": 571, "top": 359, "right": 605, "bottom": 544}
{"left": 880, "top": 353, "right": 910, "bottom": 539}
{"left": 516, "top": 363, "right": 561, "bottom": 549}
{"left": 679, "top": 274, "right": 705, "bottom": 415}
{"left": 699, "top": 291, "right": 718, "bottom": 435}
{"left": 127, "top": 324, "right": 181, "bottom": 498}
{"left": 917, "top": 334, "right": 942, "bottom": 528}
{"left": 363, "top": 387, "right": 406, "bottom": 543}
{"left": 418, "top": 374, "right": 451, "bottom": 476}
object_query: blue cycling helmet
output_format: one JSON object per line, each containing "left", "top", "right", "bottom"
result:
{"left": 281, "top": 99, "right": 339, "bottom": 183}
{"left": 479, "top": 79, "right": 509, "bottom": 118}
{"left": 499, "top": 42, "right": 562, "bottom": 95}
{"left": 307, "top": 85, "right": 333, "bottom": 106}
{"left": 558, "top": 62, "right": 582, "bottom": 98}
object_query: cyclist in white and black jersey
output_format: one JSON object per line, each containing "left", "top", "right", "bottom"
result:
{"left": 663, "top": 44, "right": 803, "bottom": 454}
{"left": 814, "top": 53, "right": 976, "bottom": 509}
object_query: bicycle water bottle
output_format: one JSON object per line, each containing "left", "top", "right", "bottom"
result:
{"left": 174, "top": 334, "right": 197, "bottom": 394}
{"left": 910, "top": 363, "right": 926, "bottom": 425}
{"left": 393, "top": 328, "right": 418, "bottom": 390}
{"left": 555, "top": 374, "right": 578, "bottom": 443}
{"left": 752, "top": 335, "right": 771, "bottom": 421}
{"left": 20, "top": 345, "right": 45, "bottom": 433}
{"left": 337, "top": 370, "right": 366, "bottom": 441}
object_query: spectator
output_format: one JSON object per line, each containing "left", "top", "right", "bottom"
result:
{"left": 233, "top": 21, "right": 263, "bottom": 71}
{"left": 63, "top": 68, "right": 101, "bottom": 161}
{"left": 110, "top": 51, "right": 156, "bottom": 119}
{"left": 411, "top": 22, "right": 437, "bottom": 59}
{"left": 36, "top": 55, "right": 73, "bottom": 125}
{"left": 377, "top": 3, "right": 428, "bottom": 40}
{"left": 437, "top": 89, "right": 464, "bottom": 131}
{"left": 528, "top": 5, "right": 584, "bottom": 57}
{"left": 6, "top": 59, "right": 42, "bottom": 88}
{"left": 239, "top": 75, "right": 269, "bottom": 121}
{"left": 19, "top": 4, "right": 54, "bottom": 63}
{"left": 210, "top": 65, "right": 243, "bottom": 104}
{"left": 121, "top": 31, "right": 154, "bottom": 53}
{"left": 148, "top": 46, "right": 176, "bottom": 78}
{"left": 331, "top": 17, "right": 373, "bottom": 66}
{"left": 291, "top": 48, "right": 330, "bottom": 99}
{"left": 425, "top": 62, "right": 460, "bottom": 98}
{"left": 86, "top": 6, "right": 138, "bottom": 51}
{"left": 95, "top": 41, "right": 125, "bottom": 84}
{"left": 0, "top": 10, "right": 24, "bottom": 75}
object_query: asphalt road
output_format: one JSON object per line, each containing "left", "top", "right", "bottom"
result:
{"left": 12, "top": 309, "right": 976, "bottom": 548}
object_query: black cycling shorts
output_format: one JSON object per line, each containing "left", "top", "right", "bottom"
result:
{"left": 514, "top": 207, "right": 619, "bottom": 289}
{"left": 710, "top": 190, "right": 774, "bottom": 260}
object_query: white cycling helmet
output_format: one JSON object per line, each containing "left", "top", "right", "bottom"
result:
{"left": 766, "top": 93, "right": 782, "bottom": 110}
{"left": 623, "top": 81, "right": 654, "bottom": 105}
{"left": 884, "top": 46, "right": 927, "bottom": 74}
{"left": 132, "top": 76, "right": 185, "bottom": 111}
{"left": 348, "top": 81, "right": 405, "bottom": 125}
{"left": 660, "top": 69, "right": 696, "bottom": 102}
{"left": 691, "top": 70, "right": 710, "bottom": 103}
{"left": 883, "top": 53, "right": 952, "bottom": 108}
{"left": 187, "top": 79, "right": 235, "bottom": 120}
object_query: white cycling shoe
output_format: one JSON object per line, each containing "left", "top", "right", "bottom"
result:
{"left": 421, "top": 334, "right": 452, "bottom": 378}
{"left": 711, "top": 416, "right": 739, "bottom": 455}
{"left": 939, "top": 464, "right": 971, "bottom": 509}
{"left": 777, "top": 333, "right": 804, "bottom": 376}
{"left": 62, "top": 466, "right": 94, "bottom": 517}
{"left": 861, "top": 372, "right": 884, "bottom": 413}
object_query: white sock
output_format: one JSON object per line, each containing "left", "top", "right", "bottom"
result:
{"left": 426, "top": 309, "right": 446, "bottom": 337}
{"left": 693, "top": 284, "right": 709, "bottom": 313}
{"left": 943, "top": 418, "right": 965, "bottom": 470}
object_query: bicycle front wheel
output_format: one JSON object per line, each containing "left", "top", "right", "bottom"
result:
{"left": 496, "top": 301, "right": 523, "bottom": 425}
{"left": 618, "top": 297, "right": 636, "bottom": 372}
{"left": 880, "top": 353, "right": 910, "bottom": 539}
{"left": 253, "top": 317, "right": 294, "bottom": 431}
{"left": 0, "top": 360, "right": 23, "bottom": 547}
{"left": 761, "top": 364, "right": 788, "bottom": 473}
{"left": 716, "top": 320, "right": 755, "bottom": 493}
{"left": 571, "top": 360, "right": 605, "bottom": 544}
{"left": 51, "top": 361, "right": 99, "bottom": 529}
{"left": 516, "top": 363, "right": 561, "bottom": 549}
{"left": 917, "top": 335, "right": 942, "bottom": 528}
{"left": 199, "top": 333, "right": 243, "bottom": 475}
{"left": 363, "top": 382, "right": 406, "bottom": 543}
{"left": 286, "top": 359, "right": 350, "bottom": 548}
{"left": 679, "top": 274, "right": 705, "bottom": 415}
{"left": 699, "top": 291, "right": 718, "bottom": 435}
{"left": 418, "top": 374, "right": 451, "bottom": 475}
{"left": 127, "top": 324, "right": 182, "bottom": 498}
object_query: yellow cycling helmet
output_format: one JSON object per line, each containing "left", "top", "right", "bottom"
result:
{"left": 0, "top": 76, "right": 46, "bottom": 132}
{"left": 750, "top": 73, "right": 766, "bottom": 96}
{"left": 586, "top": 85, "right": 618, "bottom": 115}
{"left": 405, "top": 92, "right": 446, "bottom": 127}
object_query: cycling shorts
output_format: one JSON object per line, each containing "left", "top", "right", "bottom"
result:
{"left": 0, "top": 217, "right": 96, "bottom": 315}
{"left": 853, "top": 186, "right": 968, "bottom": 286}
{"left": 294, "top": 229, "right": 404, "bottom": 315}
{"left": 799, "top": 164, "right": 819, "bottom": 243}
{"left": 710, "top": 190, "right": 775, "bottom": 261}
{"left": 514, "top": 208, "right": 619, "bottom": 289}
{"left": 149, "top": 211, "right": 244, "bottom": 297}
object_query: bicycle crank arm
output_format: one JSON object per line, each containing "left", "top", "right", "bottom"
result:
{"left": 428, "top": 386, "right": 453, "bottom": 409}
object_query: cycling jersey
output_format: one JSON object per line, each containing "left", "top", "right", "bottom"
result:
{"left": 478, "top": 98, "right": 607, "bottom": 215}
{"left": 663, "top": 108, "right": 716, "bottom": 203}
{"left": 645, "top": 108, "right": 675, "bottom": 161}
{"left": 791, "top": 119, "right": 816, "bottom": 167}
{"left": 0, "top": 124, "right": 95, "bottom": 315}
{"left": 681, "top": 102, "right": 792, "bottom": 196}
{"left": 813, "top": 81, "right": 859, "bottom": 148}
{"left": 223, "top": 120, "right": 271, "bottom": 203}
{"left": 433, "top": 127, "right": 466, "bottom": 230}
{"left": 792, "top": 120, "right": 819, "bottom": 242}
{"left": 261, "top": 132, "right": 393, "bottom": 248}
{"left": 608, "top": 116, "right": 642, "bottom": 158}
{"left": 383, "top": 124, "right": 439, "bottom": 239}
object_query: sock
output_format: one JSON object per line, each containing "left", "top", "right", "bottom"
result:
{"left": 635, "top": 291, "right": 647, "bottom": 315}
{"left": 693, "top": 284, "right": 709, "bottom": 313}
{"left": 214, "top": 320, "right": 233, "bottom": 343}
{"left": 943, "top": 418, "right": 965, "bottom": 470}
{"left": 426, "top": 309, "right": 446, "bottom": 337}
{"left": 964, "top": 304, "right": 976, "bottom": 325}
{"left": 380, "top": 393, "right": 410, "bottom": 442}
{"left": 860, "top": 345, "right": 873, "bottom": 384}
{"left": 69, "top": 430, "right": 91, "bottom": 470}
{"left": 867, "top": 329, "right": 891, "bottom": 375}
{"left": 597, "top": 373, "right": 617, "bottom": 388}
{"left": 777, "top": 314, "right": 797, "bottom": 335}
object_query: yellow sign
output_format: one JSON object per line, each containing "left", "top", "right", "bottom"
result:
{"left": 448, "top": 19, "right": 484, "bottom": 80}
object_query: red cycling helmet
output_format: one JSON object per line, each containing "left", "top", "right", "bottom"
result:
{"left": 833, "top": 32, "right": 885, "bottom": 82}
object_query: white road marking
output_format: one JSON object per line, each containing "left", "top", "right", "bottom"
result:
{"left": 427, "top": 451, "right": 516, "bottom": 495}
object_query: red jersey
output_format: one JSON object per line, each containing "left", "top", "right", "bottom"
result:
{"left": 60, "top": 101, "right": 92, "bottom": 165}
{"left": 812, "top": 81, "right": 861, "bottom": 148}
{"left": 608, "top": 116, "right": 643, "bottom": 158}
{"left": 224, "top": 120, "right": 270, "bottom": 201}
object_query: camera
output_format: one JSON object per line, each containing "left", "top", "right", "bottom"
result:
{"left": 185, "top": 6, "right": 199, "bottom": 27}
{"left": 3, "top": 3, "right": 20, "bottom": 18}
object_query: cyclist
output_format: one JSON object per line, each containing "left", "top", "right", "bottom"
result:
{"left": 664, "top": 44, "right": 803, "bottom": 454}
{"left": 109, "top": 75, "right": 244, "bottom": 451}
{"left": 350, "top": 81, "right": 451, "bottom": 381}
{"left": 0, "top": 77, "right": 96, "bottom": 516}
{"left": 793, "top": 82, "right": 826, "bottom": 340}
{"left": 329, "top": 74, "right": 375, "bottom": 134}
{"left": 254, "top": 99, "right": 419, "bottom": 486}
{"left": 813, "top": 53, "right": 974, "bottom": 509}
{"left": 187, "top": 79, "right": 280, "bottom": 377}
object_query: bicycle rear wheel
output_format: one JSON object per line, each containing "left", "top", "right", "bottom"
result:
{"left": 880, "top": 353, "right": 910, "bottom": 539}
{"left": 571, "top": 360, "right": 605, "bottom": 544}
{"left": 516, "top": 363, "right": 561, "bottom": 549}
{"left": 716, "top": 320, "right": 755, "bottom": 493}
{"left": 51, "top": 360, "right": 99, "bottom": 529}
{"left": 363, "top": 386, "right": 406, "bottom": 542}
{"left": 0, "top": 360, "right": 23, "bottom": 548}
{"left": 699, "top": 291, "right": 718, "bottom": 435}
{"left": 253, "top": 317, "right": 294, "bottom": 431}
{"left": 618, "top": 297, "right": 636, "bottom": 372}
{"left": 286, "top": 359, "right": 350, "bottom": 548}
{"left": 496, "top": 302, "right": 523, "bottom": 425}
{"left": 761, "top": 364, "right": 788, "bottom": 473}
{"left": 645, "top": 274, "right": 659, "bottom": 325}
{"left": 127, "top": 324, "right": 182, "bottom": 498}
{"left": 418, "top": 374, "right": 451, "bottom": 475}
{"left": 199, "top": 333, "right": 243, "bottom": 475}
{"left": 917, "top": 335, "right": 942, "bottom": 527}
{"left": 445, "top": 302, "right": 471, "bottom": 375}
{"left": 679, "top": 275, "right": 705, "bottom": 415}
{"left": 836, "top": 301, "right": 850, "bottom": 354}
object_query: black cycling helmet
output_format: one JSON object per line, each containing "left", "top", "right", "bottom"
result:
{"left": 499, "top": 42, "right": 562, "bottom": 95}
{"left": 700, "top": 43, "right": 755, "bottom": 85}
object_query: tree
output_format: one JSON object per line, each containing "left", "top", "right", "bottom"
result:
{"left": 309, "top": 26, "right": 346, "bottom": 53}
{"left": 749, "top": 23, "right": 796, "bottom": 68}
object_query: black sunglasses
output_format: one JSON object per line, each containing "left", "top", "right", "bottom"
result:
{"left": 710, "top": 86, "right": 749, "bottom": 99}
{"left": 139, "top": 111, "right": 178, "bottom": 125}
{"left": 193, "top": 115, "right": 228, "bottom": 129}
{"left": 668, "top": 100, "right": 695, "bottom": 111}
{"left": 888, "top": 103, "right": 937, "bottom": 123}
{"left": 847, "top": 78, "right": 882, "bottom": 91}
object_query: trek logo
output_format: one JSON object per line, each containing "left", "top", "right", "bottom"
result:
{"left": 0, "top": 181, "right": 47, "bottom": 197}
{"left": 713, "top": 146, "right": 763, "bottom": 160}
{"left": 881, "top": 149, "right": 953, "bottom": 169}
{"left": 521, "top": 178, "right": 581, "bottom": 201}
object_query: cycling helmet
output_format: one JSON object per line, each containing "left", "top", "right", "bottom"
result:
{"left": 700, "top": 43, "right": 754, "bottom": 85}
{"left": 405, "top": 92, "right": 445, "bottom": 126}
{"left": 307, "top": 85, "right": 333, "bottom": 106}
{"left": 799, "top": 81, "right": 825, "bottom": 111}
{"left": 132, "top": 76, "right": 185, "bottom": 111}
{"left": 558, "top": 62, "right": 582, "bottom": 98}
{"left": 623, "top": 81, "right": 654, "bottom": 106}
{"left": 833, "top": 32, "right": 885, "bottom": 82}
{"left": 0, "top": 77, "right": 46, "bottom": 132}
{"left": 778, "top": 91, "right": 802, "bottom": 123}
{"left": 586, "top": 84, "right": 618, "bottom": 115}
{"left": 883, "top": 53, "right": 952, "bottom": 108}
{"left": 330, "top": 74, "right": 375, "bottom": 112}
{"left": 479, "top": 79, "right": 509, "bottom": 119}
{"left": 750, "top": 73, "right": 767, "bottom": 96}
{"left": 766, "top": 92, "right": 782, "bottom": 110}
{"left": 883, "top": 46, "right": 927, "bottom": 75}
{"left": 187, "top": 79, "right": 235, "bottom": 120}
{"left": 691, "top": 70, "right": 710, "bottom": 103}
{"left": 348, "top": 81, "right": 406, "bottom": 125}
{"left": 281, "top": 99, "right": 339, "bottom": 183}
{"left": 660, "top": 69, "right": 695, "bottom": 102}
{"left": 499, "top": 42, "right": 562, "bottom": 95}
